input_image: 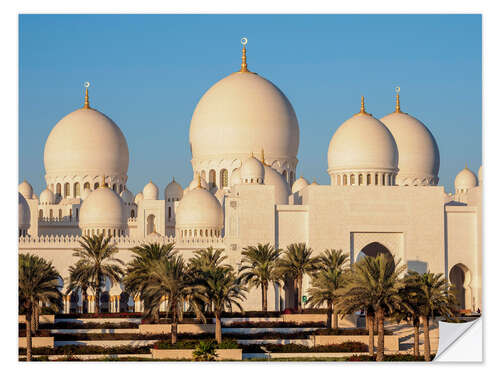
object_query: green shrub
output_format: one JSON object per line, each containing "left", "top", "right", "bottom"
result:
{"left": 347, "top": 354, "right": 435, "bottom": 361}
{"left": 315, "top": 328, "right": 393, "bottom": 336}
{"left": 192, "top": 340, "right": 218, "bottom": 361}
{"left": 19, "top": 345, "right": 152, "bottom": 356}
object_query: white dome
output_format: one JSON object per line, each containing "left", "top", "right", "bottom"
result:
{"left": 230, "top": 168, "right": 241, "bottom": 186}
{"left": 44, "top": 107, "right": 129, "bottom": 179}
{"left": 291, "top": 176, "right": 310, "bottom": 193}
{"left": 380, "top": 108, "right": 439, "bottom": 186}
{"left": 328, "top": 106, "right": 398, "bottom": 176}
{"left": 188, "top": 175, "right": 209, "bottom": 191}
{"left": 310, "top": 180, "right": 319, "bottom": 186}
{"left": 165, "top": 178, "right": 183, "bottom": 201}
{"left": 455, "top": 167, "right": 478, "bottom": 192}
{"left": 478, "top": 165, "right": 483, "bottom": 185}
{"left": 241, "top": 156, "right": 264, "bottom": 184}
{"left": 120, "top": 188, "right": 134, "bottom": 204}
{"left": 264, "top": 165, "right": 291, "bottom": 205}
{"left": 176, "top": 187, "right": 224, "bottom": 230}
{"left": 189, "top": 69, "right": 299, "bottom": 175}
{"left": 19, "top": 180, "right": 33, "bottom": 199}
{"left": 39, "top": 188, "right": 56, "bottom": 205}
{"left": 81, "top": 187, "right": 91, "bottom": 201}
{"left": 134, "top": 192, "right": 144, "bottom": 204}
{"left": 143, "top": 180, "right": 159, "bottom": 200}
{"left": 19, "top": 193, "right": 30, "bottom": 230}
{"left": 79, "top": 186, "right": 126, "bottom": 230}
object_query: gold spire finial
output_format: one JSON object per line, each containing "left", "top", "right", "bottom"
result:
{"left": 100, "top": 175, "right": 106, "bottom": 188}
{"left": 360, "top": 96, "right": 366, "bottom": 114}
{"left": 83, "top": 82, "right": 90, "bottom": 109}
{"left": 240, "top": 37, "right": 249, "bottom": 72}
{"left": 197, "top": 173, "right": 201, "bottom": 188}
{"left": 261, "top": 148, "right": 265, "bottom": 163}
{"left": 395, "top": 86, "right": 401, "bottom": 113}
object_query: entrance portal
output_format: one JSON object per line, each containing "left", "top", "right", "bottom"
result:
{"left": 450, "top": 263, "right": 471, "bottom": 310}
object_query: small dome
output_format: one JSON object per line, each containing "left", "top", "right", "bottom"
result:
{"left": 310, "top": 180, "right": 319, "bottom": 186}
{"left": 120, "top": 188, "right": 134, "bottom": 204}
{"left": 291, "top": 176, "right": 310, "bottom": 193}
{"left": 143, "top": 180, "right": 159, "bottom": 200}
{"left": 165, "top": 178, "right": 183, "bottom": 201}
{"left": 134, "top": 192, "right": 144, "bottom": 204}
{"left": 264, "top": 165, "right": 291, "bottom": 205}
{"left": 241, "top": 156, "right": 264, "bottom": 184}
{"left": 44, "top": 107, "right": 129, "bottom": 179}
{"left": 230, "top": 168, "right": 241, "bottom": 186}
{"left": 176, "top": 187, "right": 224, "bottom": 231}
{"left": 478, "top": 165, "right": 483, "bottom": 185}
{"left": 79, "top": 186, "right": 126, "bottom": 230}
{"left": 19, "top": 193, "right": 30, "bottom": 230}
{"left": 455, "top": 166, "right": 478, "bottom": 192}
{"left": 19, "top": 180, "right": 33, "bottom": 199}
{"left": 40, "top": 188, "right": 56, "bottom": 205}
{"left": 328, "top": 100, "right": 398, "bottom": 179}
{"left": 81, "top": 187, "right": 91, "bottom": 201}
{"left": 380, "top": 107, "right": 439, "bottom": 186}
{"left": 188, "top": 175, "right": 209, "bottom": 191}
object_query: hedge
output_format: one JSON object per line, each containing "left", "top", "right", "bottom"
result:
{"left": 155, "top": 339, "right": 239, "bottom": 350}
{"left": 347, "top": 354, "right": 435, "bottom": 361}
{"left": 19, "top": 345, "right": 152, "bottom": 355}
{"left": 315, "top": 328, "right": 393, "bottom": 336}
{"left": 223, "top": 321, "right": 325, "bottom": 328}
{"left": 241, "top": 341, "right": 367, "bottom": 353}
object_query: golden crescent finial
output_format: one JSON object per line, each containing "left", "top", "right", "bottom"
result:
{"left": 100, "top": 175, "right": 106, "bottom": 188}
{"left": 240, "top": 37, "right": 249, "bottom": 72}
{"left": 395, "top": 87, "right": 401, "bottom": 113}
{"left": 83, "top": 82, "right": 90, "bottom": 109}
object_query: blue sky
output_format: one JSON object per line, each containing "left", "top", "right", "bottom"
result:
{"left": 19, "top": 14, "right": 482, "bottom": 194}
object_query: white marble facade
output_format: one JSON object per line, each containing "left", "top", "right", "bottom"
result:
{"left": 18, "top": 44, "right": 482, "bottom": 313}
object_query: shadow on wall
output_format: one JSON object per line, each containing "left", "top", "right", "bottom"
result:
{"left": 407, "top": 260, "right": 428, "bottom": 274}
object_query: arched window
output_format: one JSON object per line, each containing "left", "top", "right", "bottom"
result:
{"left": 94, "top": 182, "right": 99, "bottom": 190}
{"left": 113, "top": 184, "right": 117, "bottom": 192}
{"left": 200, "top": 229, "right": 203, "bottom": 237}
{"left": 39, "top": 209, "right": 43, "bottom": 219}
{"left": 56, "top": 183, "right": 61, "bottom": 196}
{"left": 282, "top": 170, "right": 288, "bottom": 182}
{"left": 290, "top": 171, "right": 295, "bottom": 186}
{"left": 189, "top": 229, "right": 192, "bottom": 237}
{"left": 58, "top": 209, "right": 62, "bottom": 220}
{"left": 367, "top": 174, "right": 372, "bottom": 186}
{"left": 205, "top": 229, "right": 208, "bottom": 237}
{"left": 76, "top": 208, "right": 79, "bottom": 220}
{"left": 147, "top": 214, "right": 155, "bottom": 235}
{"left": 382, "top": 174, "right": 386, "bottom": 186}
{"left": 131, "top": 209, "right": 135, "bottom": 218}
{"left": 220, "top": 169, "right": 228, "bottom": 188}
{"left": 209, "top": 170, "right": 216, "bottom": 189}
{"left": 168, "top": 207, "right": 171, "bottom": 220}
{"left": 336, "top": 175, "right": 341, "bottom": 185}
{"left": 375, "top": 173, "right": 379, "bottom": 185}
{"left": 74, "top": 182, "right": 80, "bottom": 197}
{"left": 84, "top": 182, "right": 90, "bottom": 190}
{"left": 69, "top": 209, "right": 72, "bottom": 221}
{"left": 350, "top": 174, "right": 355, "bottom": 185}
{"left": 358, "top": 174, "right": 363, "bottom": 185}
{"left": 113, "top": 229, "right": 116, "bottom": 237}
{"left": 49, "top": 209, "right": 53, "bottom": 219}
{"left": 119, "top": 185, "right": 123, "bottom": 193}
{"left": 64, "top": 183, "right": 70, "bottom": 197}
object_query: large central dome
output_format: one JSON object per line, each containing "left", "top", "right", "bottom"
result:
{"left": 188, "top": 44, "right": 300, "bottom": 190}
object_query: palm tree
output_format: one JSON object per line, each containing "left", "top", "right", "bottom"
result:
{"left": 405, "top": 271, "right": 456, "bottom": 361}
{"left": 19, "top": 254, "right": 62, "bottom": 361}
{"left": 307, "top": 249, "right": 348, "bottom": 329}
{"left": 199, "top": 266, "right": 247, "bottom": 343}
{"left": 123, "top": 242, "right": 176, "bottom": 318}
{"left": 335, "top": 254, "right": 406, "bottom": 361}
{"left": 142, "top": 255, "right": 205, "bottom": 344}
{"left": 189, "top": 247, "right": 228, "bottom": 272}
{"left": 239, "top": 243, "right": 281, "bottom": 312}
{"left": 67, "top": 260, "right": 92, "bottom": 314}
{"left": 276, "top": 243, "right": 319, "bottom": 312}
{"left": 71, "top": 233, "right": 124, "bottom": 314}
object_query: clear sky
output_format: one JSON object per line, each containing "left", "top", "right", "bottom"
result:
{"left": 19, "top": 14, "right": 482, "bottom": 194}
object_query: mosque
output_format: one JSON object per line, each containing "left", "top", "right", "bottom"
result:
{"left": 18, "top": 41, "right": 482, "bottom": 314}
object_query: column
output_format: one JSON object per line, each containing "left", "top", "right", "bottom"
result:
{"left": 63, "top": 295, "right": 71, "bottom": 314}
{"left": 134, "top": 294, "right": 142, "bottom": 313}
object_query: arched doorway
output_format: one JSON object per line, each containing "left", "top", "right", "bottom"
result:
{"left": 357, "top": 242, "right": 394, "bottom": 265}
{"left": 450, "top": 263, "right": 471, "bottom": 310}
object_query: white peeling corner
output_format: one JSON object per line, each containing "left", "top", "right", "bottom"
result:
{"left": 434, "top": 317, "right": 482, "bottom": 362}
